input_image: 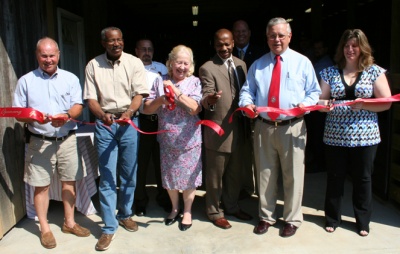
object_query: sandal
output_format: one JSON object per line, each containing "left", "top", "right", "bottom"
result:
{"left": 324, "top": 223, "right": 337, "bottom": 233}
{"left": 357, "top": 225, "right": 370, "bottom": 237}
{"left": 359, "top": 230, "right": 369, "bottom": 237}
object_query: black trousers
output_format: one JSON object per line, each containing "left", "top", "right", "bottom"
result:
{"left": 134, "top": 115, "right": 169, "bottom": 208}
{"left": 324, "top": 144, "right": 378, "bottom": 231}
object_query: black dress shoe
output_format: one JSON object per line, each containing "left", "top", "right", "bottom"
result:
{"left": 281, "top": 223, "right": 298, "bottom": 237}
{"left": 165, "top": 210, "right": 182, "bottom": 226}
{"left": 225, "top": 210, "right": 253, "bottom": 221}
{"left": 253, "top": 220, "right": 272, "bottom": 235}
{"left": 135, "top": 206, "right": 146, "bottom": 217}
{"left": 179, "top": 222, "right": 192, "bottom": 231}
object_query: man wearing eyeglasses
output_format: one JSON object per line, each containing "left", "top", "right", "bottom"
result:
{"left": 133, "top": 39, "right": 171, "bottom": 216}
{"left": 239, "top": 17, "right": 321, "bottom": 237}
{"left": 135, "top": 39, "right": 168, "bottom": 76}
{"left": 84, "top": 27, "right": 148, "bottom": 251}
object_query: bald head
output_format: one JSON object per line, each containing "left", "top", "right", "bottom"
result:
{"left": 214, "top": 29, "right": 234, "bottom": 59}
{"left": 36, "top": 37, "right": 59, "bottom": 52}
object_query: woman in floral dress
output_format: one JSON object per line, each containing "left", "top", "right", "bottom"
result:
{"left": 143, "top": 45, "right": 202, "bottom": 231}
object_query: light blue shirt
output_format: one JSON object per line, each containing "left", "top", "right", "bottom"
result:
{"left": 13, "top": 67, "right": 83, "bottom": 137}
{"left": 145, "top": 61, "right": 168, "bottom": 75}
{"left": 239, "top": 48, "right": 321, "bottom": 120}
{"left": 236, "top": 44, "right": 249, "bottom": 56}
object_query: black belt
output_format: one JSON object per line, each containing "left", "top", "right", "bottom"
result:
{"left": 139, "top": 114, "right": 158, "bottom": 121}
{"left": 29, "top": 130, "right": 75, "bottom": 141}
{"left": 257, "top": 116, "right": 302, "bottom": 126}
{"left": 105, "top": 111, "right": 139, "bottom": 118}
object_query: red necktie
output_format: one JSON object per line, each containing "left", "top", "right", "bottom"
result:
{"left": 267, "top": 55, "right": 281, "bottom": 120}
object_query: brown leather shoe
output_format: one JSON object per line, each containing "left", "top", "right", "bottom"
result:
{"left": 253, "top": 220, "right": 272, "bottom": 235}
{"left": 119, "top": 217, "right": 138, "bottom": 232}
{"left": 95, "top": 233, "right": 115, "bottom": 251}
{"left": 213, "top": 218, "right": 232, "bottom": 229}
{"left": 281, "top": 223, "right": 298, "bottom": 237}
{"left": 62, "top": 223, "right": 90, "bottom": 237}
{"left": 225, "top": 210, "right": 253, "bottom": 221}
{"left": 40, "top": 231, "right": 56, "bottom": 249}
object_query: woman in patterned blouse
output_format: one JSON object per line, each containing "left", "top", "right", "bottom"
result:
{"left": 318, "top": 29, "right": 392, "bottom": 236}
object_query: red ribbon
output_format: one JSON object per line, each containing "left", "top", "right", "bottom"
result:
{"left": 114, "top": 119, "right": 175, "bottom": 134}
{"left": 164, "top": 85, "right": 176, "bottom": 110}
{"left": 0, "top": 107, "right": 46, "bottom": 123}
{"left": 196, "top": 120, "right": 224, "bottom": 136}
{"left": 4, "top": 93, "right": 399, "bottom": 137}
{"left": 231, "top": 94, "right": 400, "bottom": 120}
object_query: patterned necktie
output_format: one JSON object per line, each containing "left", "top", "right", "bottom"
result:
{"left": 267, "top": 55, "right": 281, "bottom": 120}
{"left": 239, "top": 49, "right": 245, "bottom": 60}
{"left": 228, "top": 59, "right": 236, "bottom": 99}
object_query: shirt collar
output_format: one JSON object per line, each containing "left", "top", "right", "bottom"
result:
{"left": 217, "top": 55, "right": 233, "bottom": 65}
{"left": 237, "top": 43, "right": 249, "bottom": 53}
{"left": 104, "top": 51, "right": 124, "bottom": 65}
{"left": 38, "top": 66, "right": 59, "bottom": 78}
{"left": 271, "top": 48, "right": 290, "bottom": 62}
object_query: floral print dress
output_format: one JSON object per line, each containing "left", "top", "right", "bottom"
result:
{"left": 147, "top": 75, "right": 202, "bottom": 190}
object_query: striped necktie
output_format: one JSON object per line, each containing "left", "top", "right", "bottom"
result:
{"left": 239, "top": 49, "right": 245, "bottom": 60}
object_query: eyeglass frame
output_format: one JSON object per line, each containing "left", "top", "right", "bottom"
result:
{"left": 267, "top": 34, "right": 289, "bottom": 41}
{"left": 103, "top": 38, "right": 124, "bottom": 44}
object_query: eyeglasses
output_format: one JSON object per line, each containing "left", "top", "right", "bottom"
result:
{"left": 137, "top": 47, "right": 154, "bottom": 53}
{"left": 267, "top": 34, "right": 288, "bottom": 41}
{"left": 104, "top": 38, "right": 124, "bottom": 44}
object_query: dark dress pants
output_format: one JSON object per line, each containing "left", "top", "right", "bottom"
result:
{"left": 324, "top": 144, "right": 377, "bottom": 230}
{"left": 134, "top": 115, "right": 169, "bottom": 208}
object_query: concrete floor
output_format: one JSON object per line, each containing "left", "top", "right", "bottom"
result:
{"left": 1, "top": 172, "right": 400, "bottom": 254}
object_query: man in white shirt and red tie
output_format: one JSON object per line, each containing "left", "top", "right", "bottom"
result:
{"left": 239, "top": 17, "right": 321, "bottom": 237}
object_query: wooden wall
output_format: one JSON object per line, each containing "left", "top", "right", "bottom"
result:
{"left": 0, "top": 0, "right": 47, "bottom": 239}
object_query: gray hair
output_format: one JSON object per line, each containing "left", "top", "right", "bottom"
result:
{"left": 266, "top": 17, "right": 291, "bottom": 34}
{"left": 101, "top": 27, "right": 123, "bottom": 41}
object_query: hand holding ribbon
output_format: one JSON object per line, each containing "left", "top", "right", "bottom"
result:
{"left": 49, "top": 113, "right": 69, "bottom": 127}
{"left": 164, "top": 85, "right": 176, "bottom": 110}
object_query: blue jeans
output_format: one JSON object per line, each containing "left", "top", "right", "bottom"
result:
{"left": 95, "top": 117, "right": 139, "bottom": 234}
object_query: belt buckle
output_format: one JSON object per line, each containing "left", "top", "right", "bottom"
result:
{"left": 273, "top": 119, "right": 282, "bottom": 127}
{"left": 150, "top": 114, "right": 157, "bottom": 121}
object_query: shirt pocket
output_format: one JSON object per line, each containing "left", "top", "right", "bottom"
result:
{"left": 59, "top": 93, "right": 71, "bottom": 109}
{"left": 285, "top": 73, "right": 305, "bottom": 92}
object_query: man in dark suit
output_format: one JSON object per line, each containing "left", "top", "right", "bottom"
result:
{"left": 232, "top": 20, "right": 266, "bottom": 69}
{"left": 199, "top": 29, "right": 253, "bottom": 230}
{"left": 232, "top": 20, "right": 266, "bottom": 198}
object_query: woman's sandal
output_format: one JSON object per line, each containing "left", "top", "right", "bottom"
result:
{"left": 359, "top": 230, "right": 369, "bottom": 237}
{"left": 325, "top": 224, "right": 337, "bottom": 233}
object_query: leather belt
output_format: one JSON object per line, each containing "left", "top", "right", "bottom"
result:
{"left": 257, "top": 116, "right": 302, "bottom": 126}
{"left": 139, "top": 114, "right": 158, "bottom": 121}
{"left": 29, "top": 130, "right": 75, "bottom": 141}
{"left": 105, "top": 111, "right": 139, "bottom": 118}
